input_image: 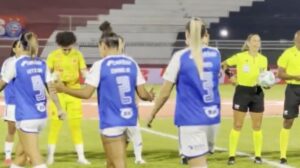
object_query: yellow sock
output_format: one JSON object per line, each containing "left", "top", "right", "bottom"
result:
{"left": 69, "top": 118, "right": 83, "bottom": 145}
{"left": 253, "top": 130, "right": 263, "bottom": 157}
{"left": 280, "top": 128, "right": 290, "bottom": 159}
{"left": 229, "top": 129, "right": 240, "bottom": 157}
{"left": 48, "top": 119, "right": 63, "bottom": 145}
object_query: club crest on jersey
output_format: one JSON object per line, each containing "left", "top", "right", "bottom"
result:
{"left": 120, "top": 108, "right": 133, "bottom": 119}
{"left": 204, "top": 105, "right": 219, "bottom": 118}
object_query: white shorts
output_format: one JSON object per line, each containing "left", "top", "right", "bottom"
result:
{"left": 126, "top": 125, "right": 142, "bottom": 142}
{"left": 3, "top": 104, "right": 16, "bottom": 122}
{"left": 101, "top": 126, "right": 135, "bottom": 138}
{"left": 179, "top": 126, "right": 209, "bottom": 158}
{"left": 16, "top": 119, "right": 47, "bottom": 133}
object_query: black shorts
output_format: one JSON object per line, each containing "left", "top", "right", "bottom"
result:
{"left": 232, "top": 85, "right": 264, "bottom": 113}
{"left": 283, "top": 84, "right": 300, "bottom": 119}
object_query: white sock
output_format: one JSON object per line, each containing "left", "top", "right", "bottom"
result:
{"left": 4, "top": 142, "right": 14, "bottom": 159}
{"left": 33, "top": 164, "right": 47, "bottom": 168}
{"left": 47, "top": 144, "right": 56, "bottom": 158}
{"left": 129, "top": 127, "right": 143, "bottom": 161}
{"left": 75, "top": 144, "right": 85, "bottom": 160}
{"left": 10, "top": 164, "right": 24, "bottom": 168}
{"left": 133, "top": 142, "right": 143, "bottom": 161}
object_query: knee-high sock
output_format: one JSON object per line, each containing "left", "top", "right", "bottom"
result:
{"left": 68, "top": 118, "right": 85, "bottom": 160}
{"left": 229, "top": 129, "right": 240, "bottom": 157}
{"left": 280, "top": 128, "right": 290, "bottom": 159}
{"left": 252, "top": 130, "right": 263, "bottom": 157}
{"left": 47, "top": 119, "right": 63, "bottom": 157}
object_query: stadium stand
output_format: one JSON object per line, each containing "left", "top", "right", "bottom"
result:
{"left": 41, "top": 0, "right": 264, "bottom": 65}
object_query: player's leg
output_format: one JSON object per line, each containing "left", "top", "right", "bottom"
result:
{"left": 3, "top": 105, "right": 16, "bottom": 165}
{"left": 11, "top": 141, "right": 27, "bottom": 168}
{"left": 4, "top": 121, "right": 16, "bottom": 165}
{"left": 206, "top": 124, "right": 220, "bottom": 154}
{"left": 249, "top": 86, "right": 264, "bottom": 163}
{"left": 17, "top": 120, "right": 47, "bottom": 168}
{"left": 179, "top": 126, "right": 208, "bottom": 168}
{"left": 126, "top": 125, "right": 145, "bottom": 164}
{"left": 228, "top": 85, "right": 249, "bottom": 165}
{"left": 47, "top": 96, "right": 66, "bottom": 165}
{"left": 279, "top": 85, "right": 300, "bottom": 164}
{"left": 66, "top": 96, "right": 90, "bottom": 164}
{"left": 101, "top": 127, "right": 127, "bottom": 168}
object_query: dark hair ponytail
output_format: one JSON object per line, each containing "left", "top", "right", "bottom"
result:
{"left": 19, "top": 32, "right": 38, "bottom": 57}
{"left": 99, "top": 21, "right": 119, "bottom": 48}
{"left": 10, "top": 40, "right": 19, "bottom": 56}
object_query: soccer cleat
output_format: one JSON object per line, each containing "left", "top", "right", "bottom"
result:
{"left": 3, "top": 159, "right": 12, "bottom": 166}
{"left": 280, "top": 158, "right": 287, "bottom": 165}
{"left": 254, "top": 157, "right": 262, "bottom": 164}
{"left": 135, "top": 159, "right": 146, "bottom": 165}
{"left": 77, "top": 158, "right": 91, "bottom": 165}
{"left": 181, "top": 156, "right": 188, "bottom": 165}
{"left": 227, "top": 157, "right": 235, "bottom": 165}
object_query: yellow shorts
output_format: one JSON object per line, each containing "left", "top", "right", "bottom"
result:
{"left": 48, "top": 93, "right": 82, "bottom": 120}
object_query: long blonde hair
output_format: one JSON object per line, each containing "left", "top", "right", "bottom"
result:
{"left": 241, "top": 33, "right": 260, "bottom": 52}
{"left": 186, "top": 18, "right": 203, "bottom": 79}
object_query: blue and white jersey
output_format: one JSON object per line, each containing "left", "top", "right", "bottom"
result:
{"left": 2, "top": 55, "right": 51, "bottom": 121}
{"left": 163, "top": 46, "right": 221, "bottom": 126}
{"left": 1, "top": 56, "right": 16, "bottom": 105}
{"left": 85, "top": 54, "right": 145, "bottom": 129}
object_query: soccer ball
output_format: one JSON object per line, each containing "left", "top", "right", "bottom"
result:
{"left": 258, "top": 71, "right": 276, "bottom": 87}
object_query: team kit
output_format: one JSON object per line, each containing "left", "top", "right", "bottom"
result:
{"left": 0, "top": 18, "right": 300, "bottom": 168}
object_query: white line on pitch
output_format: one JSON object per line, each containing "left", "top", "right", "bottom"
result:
{"left": 140, "top": 127, "right": 294, "bottom": 168}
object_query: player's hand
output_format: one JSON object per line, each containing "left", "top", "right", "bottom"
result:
{"left": 145, "top": 114, "right": 155, "bottom": 128}
{"left": 294, "top": 75, "right": 300, "bottom": 81}
{"left": 148, "top": 88, "right": 155, "bottom": 102}
{"left": 57, "top": 110, "right": 66, "bottom": 120}
{"left": 55, "top": 81, "right": 66, "bottom": 93}
{"left": 229, "top": 76, "right": 236, "bottom": 86}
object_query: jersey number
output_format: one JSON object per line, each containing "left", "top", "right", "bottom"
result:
{"left": 31, "top": 75, "right": 46, "bottom": 101}
{"left": 202, "top": 72, "right": 214, "bottom": 103}
{"left": 116, "top": 76, "right": 132, "bottom": 105}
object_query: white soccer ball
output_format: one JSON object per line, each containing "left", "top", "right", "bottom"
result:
{"left": 258, "top": 71, "right": 276, "bottom": 87}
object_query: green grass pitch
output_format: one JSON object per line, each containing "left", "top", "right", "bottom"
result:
{"left": 0, "top": 85, "right": 299, "bottom": 168}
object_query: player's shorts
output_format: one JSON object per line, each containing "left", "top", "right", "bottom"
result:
{"left": 232, "top": 85, "right": 264, "bottom": 113}
{"left": 3, "top": 104, "right": 16, "bottom": 122}
{"left": 283, "top": 84, "right": 300, "bottom": 119}
{"left": 101, "top": 126, "right": 136, "bottom": 138}
{"left": 178, "top": 126, "right": 209, "bottom": 158}
{"left": 16, "top": 118, "right": 47, "bottom": 133}
{"left": 48, "top": 93, "right": 82, "bottom": 120}
{"left": 126, "top": 124, "right": 142, "bottom": 142}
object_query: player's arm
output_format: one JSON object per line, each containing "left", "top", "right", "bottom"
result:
{"left": 47, "top": 82, "right": 65, "bottom": 120}
{"left": 56, "top": 59, "right": 99, "bottom": 99}
{"left": 135, "top": 64, "right": 155, "bottom": 101}
{"left": 0, "top": 58, "right": 16, "bottom": 91}
{"left": 136, "top": 85, "right": 155, "bottom": 101}
{"left": 79, "top": 52, "right": 88, "bottom": 79}
{"left": 146, "top": 51, "right": 179, "bottom": 127}
{"left": 0, "top": 80, "right": 7, "bottom": 92}
{"left": 56, "top": 83, "right": 96, "bottom": 99}
{"left": 277, "top": 67, "right": 300, "bottom": 80}
{"left": 277, "top": 51, "right": 300, "bottom": 81}
{"left": 146, "top": 80, "right": 174, "bottom": 127}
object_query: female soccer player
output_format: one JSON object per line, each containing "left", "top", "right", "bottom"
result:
{"left": 99, "top": 20, "right": 146, "bottom": 165}
{"left": 2, "top": 40, "right": 20, "bottom": 166}
{"left": 46, "top": 31, "right": 89, "bottom": 165}
{"left": 222, "top": 34, "right": 268, "bottom": 165}
{"left": 55, "top": 30, "right": 154, "bottom": 168}
{"left": 147, "top": 18, "right": 221, "bottom": 168}
{"left": 0, "top": 32, "right": 64, "bottom": 168}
